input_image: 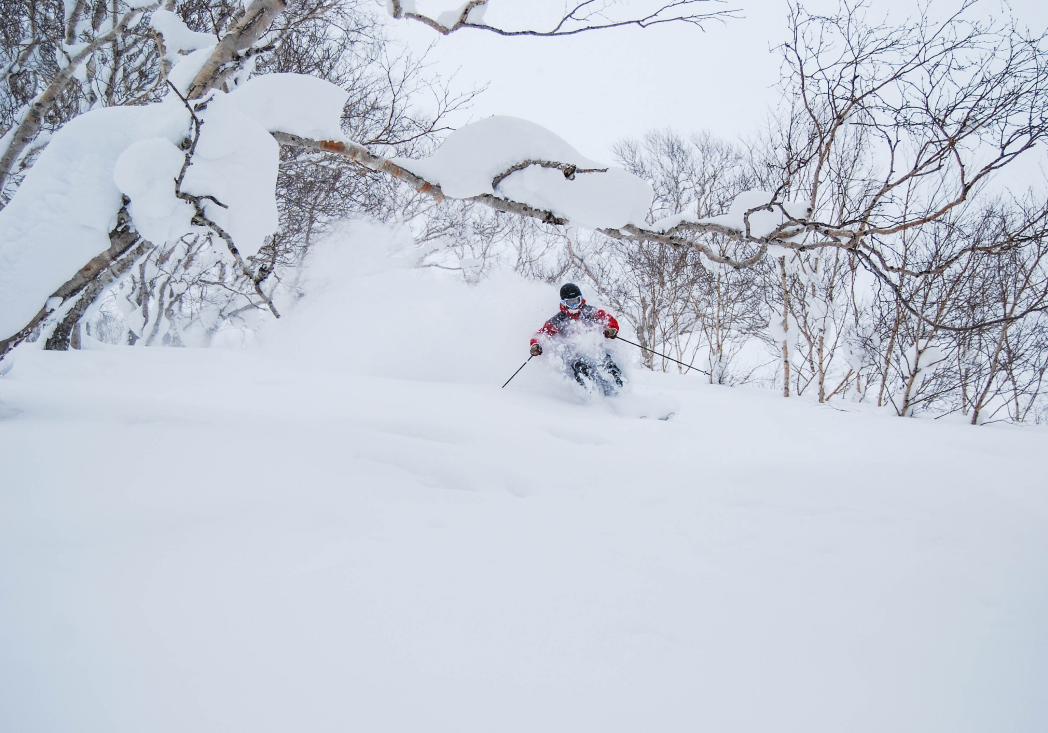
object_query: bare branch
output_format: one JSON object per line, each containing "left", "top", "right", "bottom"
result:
{"left": 390, "top": 0, "right": 739, "bottom": 38}
{"left": 491, "top": 160, "right": 607, "bottom": 189}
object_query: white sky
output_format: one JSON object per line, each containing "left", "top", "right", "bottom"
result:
{"left": 386, "top": 0, "right": 1048, "bottom": 166}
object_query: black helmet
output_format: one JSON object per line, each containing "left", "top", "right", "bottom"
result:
{"left": 560, "top": 283, "right": 582, "bottom": 300}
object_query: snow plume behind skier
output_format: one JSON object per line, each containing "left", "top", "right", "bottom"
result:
{"left": 530, "top": 283, "right": 625, "bottom": 396}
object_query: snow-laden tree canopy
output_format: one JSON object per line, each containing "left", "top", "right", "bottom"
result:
{"left": 0, "top": 61, "right": 658, "bottom": 341}
{"left": 0, "top": 64, "right": 350, "bottom": 340}
{"left": 0, "top": 1, "right": 670, "bottom": 346}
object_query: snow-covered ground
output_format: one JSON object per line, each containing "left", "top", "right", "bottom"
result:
{"left": 2, "top": 223, "right": 1046, "bottom": 732}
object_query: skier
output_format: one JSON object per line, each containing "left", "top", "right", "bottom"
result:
{"left": 530, "top": 283, "right": 624, "bottom": 395}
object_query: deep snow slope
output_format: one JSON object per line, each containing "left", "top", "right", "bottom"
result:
{"left": 1, "top": 223, "right": 1046, "bottom": 733}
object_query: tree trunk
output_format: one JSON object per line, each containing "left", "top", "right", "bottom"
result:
{"left": 970, "top": 323, "right": 1012, "bottom": 425}
{"left": 1, "top": 209, "right": 146, "bottom": 358}
{"left": 186, "top": 0, "right": 287, "bottom": 99}
{"left": 780, "top": 257, "right": 791, "bottom": 398}
{"left": 44, "top": 230, "right": 151, "bottom": 351}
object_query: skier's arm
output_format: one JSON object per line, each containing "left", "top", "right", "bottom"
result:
{"left": 530, "top": 319, "right": 560, "bottom": 354}
{"left": 595, "top": 310, "right": 619, "bottom": 338}
{"left": 531, "top": 319, "right": 561, "bottom": 343}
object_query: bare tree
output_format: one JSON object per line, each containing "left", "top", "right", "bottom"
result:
{"left": 564, "top": 130, "right": 768, "bottom": 380}
{"left": 947, "top": 197, "right": 1048, "bottom": 422}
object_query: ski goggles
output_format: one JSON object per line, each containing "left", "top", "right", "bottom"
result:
{"left": 561, "top": 295, "right": 583, "bottom": 309}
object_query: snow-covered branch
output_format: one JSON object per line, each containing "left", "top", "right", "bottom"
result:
{"left": 272, "top": 131, "right": 447, "bottom": 200}
{"left": 0, "top": 2, "right": 310, "bottom": 354}
{"left": 167, "top": 82, "right": 279, "bottom": 317}
{"left": 0, "top": 203, "right": 149, "bottom": 360}
{"left": 185, "top": 0, "right": 287, "bottom": 99}
{"left": 273, "top": 121, "right": 820, "bottom": 270}
{"left": 491, "top": 160, "right": 608, "bottom": 189}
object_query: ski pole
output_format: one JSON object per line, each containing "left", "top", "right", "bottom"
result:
{"left": 615, "top": 336, "right": 712, "bottom": 377}
{"left": 501, "top": 354, "right": 535, "bottom": 388}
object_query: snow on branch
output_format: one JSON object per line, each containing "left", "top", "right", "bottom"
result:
{"left": 0, "top": 0, "right": 310, "bottom": 353}
{"left": 165, "top": 82, "right": 279, "bottom": 317}
{"left": 272, "top": 118, "right": 835, "bottom": 269}
{"left": 0, "top": 203, "right": 148, "bottom": 360}
{"left": 150, "top": 9, "right": 218, "bottom": 56}
{"left": 0, "top": 67, "right": 348, "bottom": 348}
{"left": 185, "top": 0, "right": 287, "bottom": 100}
{"left": 387, "top": 0, "right": 738, "bottom": 37}
{"left": 0, "top": 102, "right": 188, "bottom": 348}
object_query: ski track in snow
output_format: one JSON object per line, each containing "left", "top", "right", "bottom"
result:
{"left": 1, "top": 223, "right": 1047, "bottom": 732}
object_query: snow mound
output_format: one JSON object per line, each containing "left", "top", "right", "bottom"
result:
{"left": 230, "top": 74, "right": 349, "bottom": 142}
{"left": 499, "top": 164, "right": 652, "bottom": 231}
{"left": 397, "top": 116, "right": 652, "bottom": 230}
{"left": 150, "top": 9, "right": 215, "bottom": 54}
{"left": 398, "top": 116, "right": 603, "bottom": 198}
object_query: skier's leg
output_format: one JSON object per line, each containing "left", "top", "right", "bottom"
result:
{"left": 572, "top": 358, "right": 593, "bottom": 387}
{"left": 583, "top": 355, "right": 616, "bottom": 396}
{"left": 603, "top": 354, "right": 624, "bottom": 387}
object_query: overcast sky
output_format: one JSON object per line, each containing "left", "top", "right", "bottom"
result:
{"left": 385, "top": 0, "right": 1048, "bottom": 166}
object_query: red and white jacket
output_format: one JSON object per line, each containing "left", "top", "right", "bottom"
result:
{"left": 530, "top": 302, "right": 619, "bottom": 346}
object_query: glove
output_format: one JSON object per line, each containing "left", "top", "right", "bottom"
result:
{"left": 530, "top": 343, "right": 543, "bottom": 356}
{"left": 604, "top": 327, "right": 618, "bottom": 339}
